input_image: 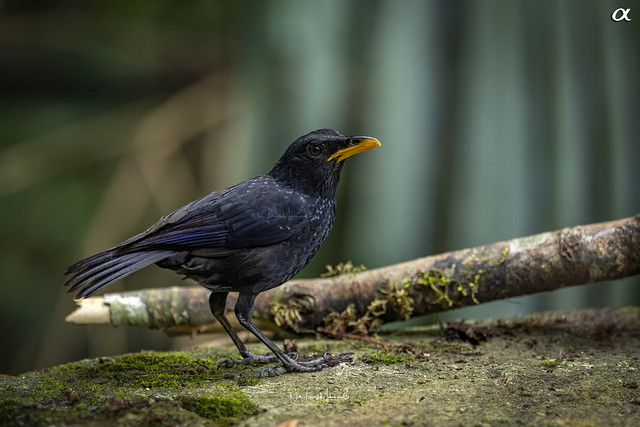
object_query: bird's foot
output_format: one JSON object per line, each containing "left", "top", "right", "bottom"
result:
{"left": 218, "top": 352, "right": 299, "bottom": 369}
{"left": 259, "top": 352, "right": 331, "bottom": 377}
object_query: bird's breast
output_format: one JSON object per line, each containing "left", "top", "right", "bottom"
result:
{"left": 250, "top": 196, "right": 336, "bottom": 292}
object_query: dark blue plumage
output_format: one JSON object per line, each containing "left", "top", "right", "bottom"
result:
{"left": 65, "top": 128, "right": 380, "bottom": 375}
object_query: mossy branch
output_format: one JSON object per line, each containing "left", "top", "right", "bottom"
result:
{"left": 66, "top": 214, "right": 640, "bottom": 336}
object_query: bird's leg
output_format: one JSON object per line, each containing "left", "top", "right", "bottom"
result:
{"left": 233, "top": 292, "right": 330, "bottom": 376}
{"left": 210, "top": 292, "right": 290, "bottom": 367}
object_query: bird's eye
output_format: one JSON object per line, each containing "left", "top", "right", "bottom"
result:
{"left": 307, "top": 144, "right": 322, "bottom": 157}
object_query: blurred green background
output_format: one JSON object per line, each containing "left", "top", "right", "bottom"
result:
{"left": 1, "top": 1, "right": 638, "bottom": 375}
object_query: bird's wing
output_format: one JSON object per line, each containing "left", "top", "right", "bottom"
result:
{"left": 115, "top": 187, "right": 230, "bottom": 248}
{"left": 218, "top": 180, "right": 309, "bottom": 248}
{"left": 114, "top": 176, "right": 308, "bottom": 254}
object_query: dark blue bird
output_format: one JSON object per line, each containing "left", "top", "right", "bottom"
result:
{"left": 65, "top": 128, "right": 380, "bottom": 375}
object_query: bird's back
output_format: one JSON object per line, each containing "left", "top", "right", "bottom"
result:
{"left": 156, "top": 174, "right": 337, "bottom": 294}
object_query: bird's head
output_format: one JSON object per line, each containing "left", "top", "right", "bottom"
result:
{"left": 269, "top": 129, "right": 381, "bottom": 197}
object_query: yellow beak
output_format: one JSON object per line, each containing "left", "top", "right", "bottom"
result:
{"left": 327, "top": 137, "right": 381, "bottom": 162}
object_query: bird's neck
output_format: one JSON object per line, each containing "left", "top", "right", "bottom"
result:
{"left": 268, "top": 167, "right": 341, "bottom": 200}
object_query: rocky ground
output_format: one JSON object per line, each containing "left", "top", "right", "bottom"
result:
{"left": 2, "top": 307, "right": 640, "bottom": 426}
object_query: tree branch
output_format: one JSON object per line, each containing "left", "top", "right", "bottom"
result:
{"left": 66, "top": 214, "right": 640, "bottom": 336}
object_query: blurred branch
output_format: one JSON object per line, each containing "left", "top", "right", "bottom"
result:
{"left": 0, "top": 72, "right": 234, "bottom": 198}
{"left": 0, "top": 101, "right": 152, "bottom": 197}
{"left": 66, "top": 214, "right": 640, "bottom": 335}
{"left": 77, "top": 71, "right": 237, "bottom": 255}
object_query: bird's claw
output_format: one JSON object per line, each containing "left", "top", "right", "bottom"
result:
{"left": 259, "top": 366, "right": 288, "bottom": 377}
{"left": 258, "top": 352, "right": 331, "bottom": 377}
{"left": 287, "top": 352, "right": 300, "bottom": 361}
{"left": 220, "top": 352, "right": 330, "bottom": 375}
{"left": 217, "top": 353, "right": 279, "bottom": 369}
{"left": 218, "top": 351, "right": 302, "bottom": 369}
{"left": 259, "top": 362, "right": 330, "bottom": 377}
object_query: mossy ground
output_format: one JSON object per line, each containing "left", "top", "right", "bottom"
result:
{"left": 0, "top": 347, "right": 260, "bottom": 426}
{"left": 2, "top": 307, "right": 640, "bottom": 426}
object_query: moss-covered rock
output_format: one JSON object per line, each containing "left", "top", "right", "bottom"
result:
{"left": 0, "top": 348, "right": 258, "bottom": 426}
{"left": 2, "top": 307, "right": 640, "bottom": 426}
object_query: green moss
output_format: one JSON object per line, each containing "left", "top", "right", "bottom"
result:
{"left": 100, "top": 351, "right": 224, "bottom": 388}
{"left": 0, "top": 349, "right": 260, "bottom": 425}
{"left": 321, "top": 269, "right": 483, "bottom": 337}
{"left": 236, "top": 377, "right": 261, "bottom": 387}
{"left": 182, "top": 387, "right": 258, "bottom": 425}
{"left": 466, "top": 270, "right": 482, "bottom": 304}
{"left": 415, "top": 270, "right": 456, "bottom": 307}
{"left": 501, "top": 246, "right": 509, "bottom": 263}
{"left": 493, "top": 246, "right": 509, "bottom": 265}
{"left": 540, "top": 359, "right": 560, "bottom": 368}
{"left": 364, "top": 350, "right": 413, "bottom": 365}
{"left": 108, "top": 352, "right": 214, "bottom": 372}
{"left": 377, "top": 280, "right": 415, "bottom": 321}
{"left": 321, "top": 303, "right": 383, "bottom": 336}
{"left": 270, "top": 295, "right": 314, "bottom": 333}
{"left": 320, "top": 261, "right": 367, "bottom": 277}
{"left": 320, "top": 276, "right": 419, "bottom": 337}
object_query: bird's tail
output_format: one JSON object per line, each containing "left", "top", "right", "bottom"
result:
{"left": 65, "top": 249, "right": 173, "bottom": 299}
